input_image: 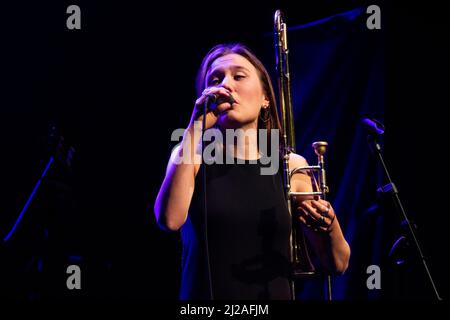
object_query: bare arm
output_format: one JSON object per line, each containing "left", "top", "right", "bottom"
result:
{"left": 289, "top": 153, "right": 350, "bottom": 274}
{"left": 154, "top": 125, "right": 202, "bottom": 231}
{"left": 153, "top": 86, "right": 232, "bottom": 231}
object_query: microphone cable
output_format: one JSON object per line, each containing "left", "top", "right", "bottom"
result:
{"left": 199, "top": 92, "right": 235, "bottom": 300}
{"left": 202, "top": 96, "right": 214, "bottom": 300}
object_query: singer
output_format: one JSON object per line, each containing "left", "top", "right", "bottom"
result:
{"left": 154, "top": 43, "right": 350, "bottom": 300}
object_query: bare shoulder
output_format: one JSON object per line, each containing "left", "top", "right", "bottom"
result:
{"left": 288, "top": 153, "right": 313, "bottom": 193}
{"left": 288, "top": 153, "right": 309, "bottom": 171}
{"left": 168, "top": 144, "right": 181, "bottom": 163}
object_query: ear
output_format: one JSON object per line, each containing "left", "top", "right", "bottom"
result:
{"left": 262, "top": 95, "right": 270, "bottom": 108}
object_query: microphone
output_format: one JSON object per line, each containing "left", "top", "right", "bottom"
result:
{"left": 206, "top": 93, "right": 236, "bottom": 109}
{"left": 361, "top": 118, "right": 385, "bottom": 136}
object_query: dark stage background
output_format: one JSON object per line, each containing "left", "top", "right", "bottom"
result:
{"left": 1, "top": 0, "right": 448, "bottom": 302}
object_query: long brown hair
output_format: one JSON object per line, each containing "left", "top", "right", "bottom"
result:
{"left": 196, "top": 43, "right": 283, "bottom": 149}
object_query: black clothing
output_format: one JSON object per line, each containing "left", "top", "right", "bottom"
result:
{"left": 180, "top": 158, "right": 292, "bottom": 300}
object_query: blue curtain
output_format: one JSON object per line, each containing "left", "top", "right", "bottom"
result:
{"left": 266, "top": 7, "right": 385, "bottom": 299}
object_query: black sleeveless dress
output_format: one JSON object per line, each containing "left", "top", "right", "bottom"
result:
{"left": 179, "top": 158, "right": 292, "bottom": 300}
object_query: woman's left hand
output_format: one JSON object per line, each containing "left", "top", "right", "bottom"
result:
{"left": 296, "top": 199, "right": 336, "bottom": 233}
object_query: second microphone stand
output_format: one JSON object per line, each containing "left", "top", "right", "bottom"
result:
{"left": 366, "top": 129, "right": 441, "bottom": 301}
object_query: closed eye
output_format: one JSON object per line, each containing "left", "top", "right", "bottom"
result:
{"left": 209, "top": 78, "right": 220, "bottom": 85}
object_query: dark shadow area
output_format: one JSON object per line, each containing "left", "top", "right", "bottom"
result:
{"left": 0, "top": 0, "right": 447, "bottom": 301}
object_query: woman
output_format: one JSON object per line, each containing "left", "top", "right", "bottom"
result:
{"left": 154, "top": 43, "right": 350, "bottom": 300}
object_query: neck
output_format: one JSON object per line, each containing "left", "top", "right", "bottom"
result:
{"left": 223, "top": 123, "right": 261, "bottom": 160}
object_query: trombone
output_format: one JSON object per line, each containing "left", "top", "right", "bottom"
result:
{"left": 274, "top": 9, "right": 332, "bottom": 300}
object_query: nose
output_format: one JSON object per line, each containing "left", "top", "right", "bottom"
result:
{"left": 218, "top": 75, "right": 233, "bottom": 92}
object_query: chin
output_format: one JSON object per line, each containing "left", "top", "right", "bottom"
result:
{"left": 217, "top": 112, "right": 242, "bottom": 129}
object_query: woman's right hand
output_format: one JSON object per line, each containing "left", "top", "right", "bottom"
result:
{"left": 188, "top": 86, "right": 234, "bottom": 130}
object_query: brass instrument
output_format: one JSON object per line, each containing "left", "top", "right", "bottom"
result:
{"left": 274, "top": 10, "right": 332, "bottom": 300}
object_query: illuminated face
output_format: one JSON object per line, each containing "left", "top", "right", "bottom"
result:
{"left": 206, "top": 54, "right": 269, "bottom": 129}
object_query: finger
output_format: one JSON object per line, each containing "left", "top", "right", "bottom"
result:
{"left": 297, "top": 209, "right": 316, "bottom": 229}
{"left": 299, "top": 202, "right": 331, "bottom": 229}
{"left": 298, "top": 212, "right": 324, "bottom": 232}
{"left": 316, "top": 199, "right": 332, "bottom": 210}
{"left": 300, "top": 201, "right": 321, "bottom": 218}
{"left": 196, "top": 89, "right": 212, "bottom": 106}
{"left": 315, "top": 200, "right": 336, "bottom": 223}
{"left": 202, "top": 86, "right": 231, "bottom": 98}
{"left": 196, "top": 87, "right": 232, "bottom": 113}
{"left": 311, "top": 200, "right": 332, "bottom": 217}
{"left": 307, "top": 207, "right": 326, "bottom": 224}
{"left": 298, "top": 216, "right": 310, "bottom": 228}
{"left": 297, "top": 205, "right": 321, "bottom": 226}
{"left": 310, "top": 200, "right": 329, "bottom": 212}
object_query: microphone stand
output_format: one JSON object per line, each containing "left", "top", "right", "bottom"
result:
{"left": 3, "top": 124, "right": 68, "bottom": 243}
{"left": 3, "top": 123, "right": 62, "bottom": 243}
{"left": 366, "top": 133, "right": 442, "bottom": 300}
{"left": 3, "top": 156, "right": 54, "bottom": 242}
